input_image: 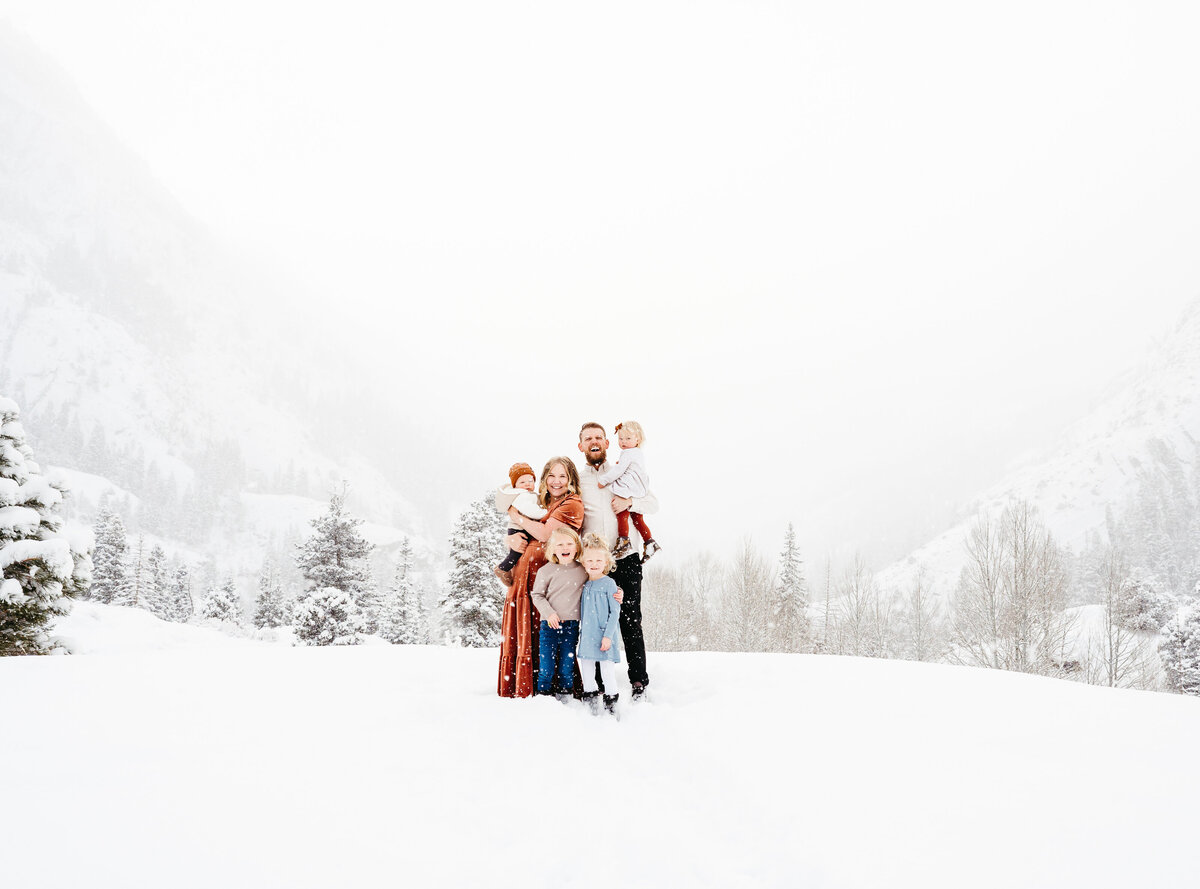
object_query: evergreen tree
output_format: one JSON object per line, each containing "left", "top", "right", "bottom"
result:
{"left": 0, "top": 396, "right": 91, "bottom": 655}
{"left": 1115, "top": 574, "right": 1175, "bottom": 632}
{"left": 129, "top": 534, "right": 146, "bottom": 609}
{"left": 294, "top": 488, "right": 376, "bottom": 633}
{"left": 1159, "top": 604, "right": 1200, "bottom": 696}
{"left": 358, "top": 575, "right": 382, "bottom": 636}
{"left": 142, "top": 544, "right": 170, "bottom": 619}
{"left": 253, "top": 559, "right": 285, "bottom": 629}
{"left": 293, "top": 586, "right": 363, "bottom": 646}
{"left": 379, "top": 537, "right": 428, "bottom": 644}
{"left": 438, "top": 496, "right": 505, "bottom": 647}
{"left": 200, "top": 578, "right": 242, "bottom": 625}
{"left": 90, "top": 506, "right": 131, "bottom": 605}
{"left": 771, "top": 523, "right": 811, "bottom": 652}
{"left": 166, "top": 563, "right": 193, "bottom": 623}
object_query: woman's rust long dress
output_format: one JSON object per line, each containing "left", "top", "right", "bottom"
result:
{"left": 497, "top": 494, "right": 584, "bottom": 697}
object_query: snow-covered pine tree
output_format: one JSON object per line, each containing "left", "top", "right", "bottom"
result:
{"left": 379, "top": 536, "right": 428, "bottom": 644}
{"left": 1115, "top": 574, "right": 1176, "bottom": 632}
{"left": 253, "top": 558, "right": 285, "bottom": 629}
{"left": 1159, "top": 604, "right": 1200, "bottom": 695}
{"left": 771, "top": 522, "right": 811, "bottom": 652}
{"left": 129, "top": 534, "right": 146, "bottom": 609}
{"left": 293, "top": 587, "right": 363, "bottom": 646}
{"left": 166, "top": 562, "right": 193, "bottom": 622}
{"left": 1, "top": 396, "right": 92, "bottom": 655}
{"left": 294, "top": 488, "right": 376, "bottom": 638}
{"left": 200, "top": 578, "right": 242, "bottom": 625}
{"left": 358, "top": 576, "right": 382, "bottom": 635}
{"left": 438, "top": 496, "right": 505, "bottom": 647}
{"left": 142, "top": 544, "right": 170, "bottom": 619}
{"left": 90, "top": 506, "right": 131, "bottom": 605}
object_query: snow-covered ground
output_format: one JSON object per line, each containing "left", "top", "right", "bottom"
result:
{"left": 4, "top": 603, "right": 1198, "bottom": 888}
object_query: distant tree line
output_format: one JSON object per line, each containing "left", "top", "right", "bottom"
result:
{"left": 641, "top": 489, "right": 1199, "bottom": 696}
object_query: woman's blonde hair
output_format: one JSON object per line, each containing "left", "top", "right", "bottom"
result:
{"left": 615, "top": 420, "right": 646, "bottom": 446}
{"left": 537, "top": 457, "right": 581, "bottom": 508}
{"left": 547, "top": 526, "right": 583, "bottom": 564}
{"left": 580, "top": 532, "right": 616, "bottom": 574}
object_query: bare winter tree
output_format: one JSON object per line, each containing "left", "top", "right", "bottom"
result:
{"left": 1085, "top": 550, "right": 1161, "bottom": 690}
{"left": 950, "top": 501, "right": 1076, "bottom": 675}
{"left": 682, "top": 550, "right": 723, "bottom": 649}
{"left": 642, "top": 563, "right": 691, "bottom": 651}
{"left": 826, "top": 555, "right": 894, "bottom": 657}
{"left": 643, "top": 551, "right": 722, "bottom": 651}
{"left": 724, "top": 539, "right": 774, "bottom": 652}
{"left": 897, "top": 565, "right": 946, "bottom": 662}
{"left": 815, "top": 558, "right": 834, "bottom": 654}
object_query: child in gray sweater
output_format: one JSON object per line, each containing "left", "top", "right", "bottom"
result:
{"left": 530, "top": 526, "right": 587, "bottom": 698}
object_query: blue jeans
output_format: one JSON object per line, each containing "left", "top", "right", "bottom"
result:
{"left": 538, "top": 620, "right": 579, "bottom": 695}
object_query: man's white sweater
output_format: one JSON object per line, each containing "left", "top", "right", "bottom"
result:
{"left": 577, "top": 460, "right": 659, "bottom": 557}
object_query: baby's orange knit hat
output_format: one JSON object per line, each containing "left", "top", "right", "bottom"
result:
{"left": 508, "top": 462, "right": 536, "bottom": 487}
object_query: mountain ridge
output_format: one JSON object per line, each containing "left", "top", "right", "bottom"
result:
{"left": 879, "top": 293, "right": 1200, "bottom": 595}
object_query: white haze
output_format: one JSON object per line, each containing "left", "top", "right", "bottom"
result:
{"left": 5, "top": 1, "right": 1200, "bottom": 567}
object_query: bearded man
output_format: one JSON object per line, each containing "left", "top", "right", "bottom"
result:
{"left": 575, "top": 421, "right": 658, "bottom": 698}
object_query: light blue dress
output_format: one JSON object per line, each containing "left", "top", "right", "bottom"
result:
{"left": 576, "top": 576, "right": 622, "bottom": 663}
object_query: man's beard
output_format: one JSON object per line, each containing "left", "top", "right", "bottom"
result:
{"left": 585, "top": 448, "right": 607, "bottom": 469}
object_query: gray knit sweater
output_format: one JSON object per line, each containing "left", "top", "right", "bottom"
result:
{"left": 529, "top": 561, "right": 587, "bottom": 622}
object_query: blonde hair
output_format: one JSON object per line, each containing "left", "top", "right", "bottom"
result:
{"left": 546, "top": 526, "right": 583, "bottom": 564}
{"left": 580, "top": 532, "right": 616, "bottom": 574}
{"left": 615, "top": 420, "right": 646, "bottom": 447}
{"left": 537, "top": 457, "right": 581, "bottom": 508}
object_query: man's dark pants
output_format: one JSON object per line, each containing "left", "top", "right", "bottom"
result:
{"left": 612, "top": 553, "right": 648, "bottom": 688}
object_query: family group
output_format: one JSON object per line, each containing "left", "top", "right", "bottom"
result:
{"left": 494, "top": 421, "right": 660, "bottom": 710}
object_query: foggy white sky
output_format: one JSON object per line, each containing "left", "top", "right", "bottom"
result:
{"left": 6, "top": 1, "right": 1200, "bottom": 567}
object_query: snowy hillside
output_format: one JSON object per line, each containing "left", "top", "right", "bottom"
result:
{"left": 3, "top": 602, "right": 1196, "bottom": 889}
{"left": 0, "top": 23, "right": 458, "bottom": 565}
{"left": 880, "top": 296, "right": 1200, "bottom": 596}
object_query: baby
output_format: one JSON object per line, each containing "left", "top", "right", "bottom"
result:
{"left": 493, "top": 462, "right": 547, "bottom": 586}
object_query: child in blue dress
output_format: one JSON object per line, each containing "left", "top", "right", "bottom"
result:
{"left": 577, "top": 533, "right": 622, "bottom": 715}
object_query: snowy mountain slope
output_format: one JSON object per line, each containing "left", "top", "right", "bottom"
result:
{"left": 879, "top": 296, "right": 1200, "bottom": 596}
{"left": 0, "top": 24, "right": 456, "bottom": 560}
{"left": 6, "top": 603, "right": 1198, "bottom": 889}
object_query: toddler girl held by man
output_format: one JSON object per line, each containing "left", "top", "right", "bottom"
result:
{"left": 597, "top": 421, "right": 660, "bottom": 561}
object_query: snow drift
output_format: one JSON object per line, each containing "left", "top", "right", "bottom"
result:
{"left": 2, "top": 602, "right": 1197, "bottom": 888}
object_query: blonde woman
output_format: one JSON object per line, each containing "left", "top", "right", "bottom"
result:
{"left": 497, "top": 457, "right": 585, "bottom": 698}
